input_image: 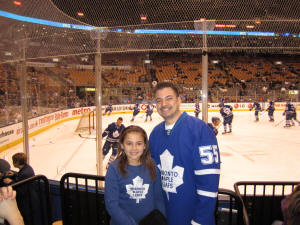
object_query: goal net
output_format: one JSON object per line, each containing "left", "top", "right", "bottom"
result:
{"left": 74, "top": 110, "right": 95, "bottom": 135}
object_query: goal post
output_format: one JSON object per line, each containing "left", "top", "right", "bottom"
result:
{"left": 74, "top": 110, "right": 95, "bottom": 135}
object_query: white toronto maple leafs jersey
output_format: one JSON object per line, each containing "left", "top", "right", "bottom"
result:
{"left": 150, "top": 112, "right": 220, "bottom": 225}
{"left": 104, "top": 159, "right": 166, "bottom": 225}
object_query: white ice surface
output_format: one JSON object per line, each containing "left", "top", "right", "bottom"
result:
{"left": 1, "top": 110, "right": 299, "bottom": 190}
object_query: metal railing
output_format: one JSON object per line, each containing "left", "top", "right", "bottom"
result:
{"left": 234, "top": 181, "right": 300, "bottom": 225}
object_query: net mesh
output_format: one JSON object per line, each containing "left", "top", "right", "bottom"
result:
{"left": 0, "top": 0, "right": 299, "bottom": 63}
{"left": 0, "top": 0, "right": 300, "bottom": 127}
{"left": 74, "top": 110, "right": 95, "bottom": 134}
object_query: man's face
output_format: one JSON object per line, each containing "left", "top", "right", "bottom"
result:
{"left": 116, "top": 119, "right": 123, "bottom": 126}
{"left": 155, "top": 87, "right": 181, "bottom": 124}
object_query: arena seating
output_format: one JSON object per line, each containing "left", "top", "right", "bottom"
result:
{"left": 0, "top": 53, "right": 299, "bottom": 126}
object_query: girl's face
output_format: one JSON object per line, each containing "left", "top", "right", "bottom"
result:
{"left": 121, "top": 132, "right": 145, "bottom": 166}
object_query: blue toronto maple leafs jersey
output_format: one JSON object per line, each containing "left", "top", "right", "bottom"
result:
{"left": 267, "top": 101, "right": 275, "bottom": 113}
{"left": 149, "top": 112, "right": 220, "bottom": 225}
{"left": 133, "top": 103, "right": 140, "bottom": 112}
{"left": 105, "top": 159, "right": 166, "bottom": 225}
{"left": 105, "top": 104, "right": 113, "bottom": 112}
{"left": 195, "top": 103, "right": 200, "bottom": 113}
{"left": 102, "top": 122, "right": 125, "bottom": 143}
{"left": 146, "top": 104, "right": 154, "bottom": 115}
{"left": 220, "top": 105, "right": 233, "bottom": 118}
{"left": 251, "top": 102, "right": 261, "bottom": 111}
{"left": 285, "top": 103, "right": 295, "bottom": 112}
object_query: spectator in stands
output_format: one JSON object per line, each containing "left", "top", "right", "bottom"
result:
{"left": 105, "top": 125, "right": 166, "bottom": 225}
{"left": 4, "top": 153, "right": 39, "bottom": 225}
{"left": 0, "top": 185, "right": 24, "bottom": 225}
{"left": 286, "top": 185, "right": 300, "bottom": 225}
{"left": 272, "top": 184, "right": 300, "bottom": 225}
{"left": 0, "top": 159, "right": 11, "bottom": 187}
{"left": 3, "top": 153, "right": 35, "bottom": 185}
{"left": 14, "top": 110, "right": 22, "bottom": 123}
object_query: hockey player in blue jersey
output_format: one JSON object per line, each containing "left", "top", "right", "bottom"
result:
{"left": 150, "top": 82, "right": 220, "bottom": 225}
{"left": 145, "top": 102, "right": 154, "bottom": 122}
{"left": 103, "top": 104, "right": 113, "bottom": 116}
{"left": 290, "top": 104, "right": 300, "bottom": 126}
{"left": 130, "top": 103, "right": 140, "bottom": 122}
{"left": 283, "top": 100, "right": 300, "bottom": 127}
{"left": 194, "top": 101, "right": 201, "bottom": 118}
{"left": 250, "top": 101, "right": 262, "bottom": 121}
{"left": 219, "top": 104, "right": 233, "bottom": 134}
{"left": 102, "top": 117, "right": 125, "bottom": 168}
{"left": 266, "top": 100, "right": 275, "bottom": 122}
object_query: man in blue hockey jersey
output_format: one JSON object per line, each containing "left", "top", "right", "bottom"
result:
{"left": 149, "top": 82, "right": 220, "bottom": 225}
{"left": 219, "top": 103, "right": 233, "bottom": 134}
{"left": 145, "top": 102, "right": 154, "bottom": 122}
{"left": 130, "top": 103, "right": 140, "bottom": 122}
{"left": 266, "top": 100, "right": 275, "bottom": 122}
{"left": 283, "top": 100, "right": 300, "bottom": 127}
{"left": 250, "top": 100, "right": 262, "bottom": 121}
{"left": 103, "top": 103, "right": 113, "bottom": 116}
{"left": 102, "top": 117, "right": 125, "bottom": 167}
{"left": 194, "top": 101, "right": 201, "bottom": 118}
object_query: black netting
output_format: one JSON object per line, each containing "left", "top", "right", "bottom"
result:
{"left": 0, "top": 0, "right": 299, "bottom": 126}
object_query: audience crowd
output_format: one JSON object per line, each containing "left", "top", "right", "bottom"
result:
{"left": 1, "top": 53, "right": 299, "bottom": 127}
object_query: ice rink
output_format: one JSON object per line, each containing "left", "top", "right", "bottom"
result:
{"left": 1, "top": 110, "right": 300, "bottom": 190}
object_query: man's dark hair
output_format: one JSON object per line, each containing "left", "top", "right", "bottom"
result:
{"left": 117, "top": 117, "right": 123, "bottom": 121}
{"left": 287, "top": 188, "right": 300, "bottom": 225}
{"left": 153, "top": 82, "right": 179, "bottom": 97}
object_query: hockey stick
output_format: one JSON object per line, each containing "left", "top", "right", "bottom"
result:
{"left": 259, "top": 110, "right": 267, "bottom": 116}
{"left": 274, "top": 119, "right": 285, "bottom": 127}
{"left": 78, "top": 133, "right": 96, "bottom": 140}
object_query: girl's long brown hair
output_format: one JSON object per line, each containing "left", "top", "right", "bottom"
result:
{"left": 116, "top": 125, "right": 156, "bottom": 181}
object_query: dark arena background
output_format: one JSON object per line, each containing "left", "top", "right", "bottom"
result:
{"left": 0, "top": 0, "right": 300, "bottom": 225}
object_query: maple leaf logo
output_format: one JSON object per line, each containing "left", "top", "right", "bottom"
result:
{"left": 112, "top": 130, "right": 120, "bottom": 138}
{"left": 158, "top": 150, "right": 184, "bottom": 200}
{"left": 126, "top": 176, "right": 149, "bottom": 203}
